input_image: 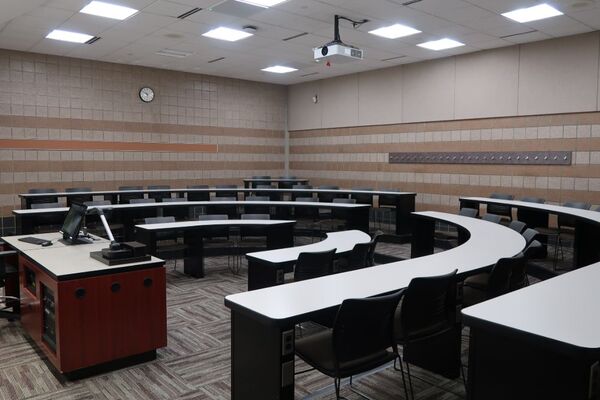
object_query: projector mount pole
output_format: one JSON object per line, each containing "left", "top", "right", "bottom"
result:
{"left": 332, "top": 15, "right": 369, "bottom": 45}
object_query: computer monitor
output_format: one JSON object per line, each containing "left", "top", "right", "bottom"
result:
{"left": 60, "top": 203, "right": 87, "bottom": 243}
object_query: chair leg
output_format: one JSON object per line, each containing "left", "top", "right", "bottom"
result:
{"left": 394, "top": 358, "right": 411, "bottom": 400}
{"left": 460, "top": 361, "right": 467, "bottom": 389}
{"left": 334, "top": 377, "right": 341, "bottom": 400}
{"left": 405, "top": 361, "right": 415, "bottom": 400}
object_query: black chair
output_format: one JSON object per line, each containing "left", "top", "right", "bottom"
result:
{"left": 462, "top": 254, "right": 526, "bottom": 307}
{"left": 522, "top": 228, "right": 539, "bottom": 246}
{"left": 488, "top": 193, "right": 514, "bottom": 221}
{"left": 118, "top": 186, "right": 144, "bottom": 204}
{"left": 337, "top": 242, "right": 371, "bottom": 272}
{"left": 162, "top": 198, "right": 189, "bottom": 220}
{"left": 278, "top": 176, "right": 297, "bottom": 190}
{"left": 295, "top": 290, "right": 404, "bottom": 400}
{"left": 147, "top": 185, "right": 171, "bottom": 202}
{"left": 207, "top": 196, "right": 238, "bottom": 219}
{"left": 30, "top": 202, "right": 63, "bottom": 233}
{"left": 65, "top": 187, "right": 92, "bottom": 206}
{"left": 244, "top": 196, "right": 270, "bottom": 215}
{"left": 508, "top": 220, "right": 527, "bottom": 234}
{"left": 294, "top": 249, "right": 336, "bottom": 282}
{"left": 367, "top": 231, "right": 385, "bottom": 267}
{"left": 459, "top": 207, "right": 478, "bottom": 218}
{"left": 292, "top": 184, "right": 313, "bottom": 201}
{"left": 0, "top": 248, "right": 19, "bottom": 320}
{"left": 215, "top": 184, "right": 238, "bottom": 198}
{"left": 394, "top": 270, "right": 461, "bottom": 399}
{"left": 144, "top": 216, "right": 186, "bottom": 271}
{"left": 482, "top": 213, "right": 502, "bottom": 224}
{"left": 250, "top": 175, "right": 271, "bottom": 188}
{"left": 28, "top": 188, "right": 58, "bottom": 205}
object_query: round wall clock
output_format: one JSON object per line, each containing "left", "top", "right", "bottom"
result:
{"left": 139, "top": 87, "right": 155, "bottom": 103}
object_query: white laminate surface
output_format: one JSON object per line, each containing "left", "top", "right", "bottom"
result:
{"left": 2, "top": 232, "right": 107, "bottom": 252}
{"left": 13, "top": 201, "right": 370, "bottom": 215}
{"left": 225, "top": 211, "right": 526, "bottom": 320}
{"left": 246, "top": 230, "right": 371, "bottom": 264}
{"left": 462, "top": 262, "right": 600, "bottom": 349}
{"left": 19, "top": 241, "right": 162, "bottom": 278}
{"left": 461, "top": 196, "right": 600, "bottom": 225}
{"left": 136, "top": 219, "right": 295, "bottom": 231}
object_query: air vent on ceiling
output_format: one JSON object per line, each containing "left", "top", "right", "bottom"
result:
{"left": 156, "top": 49, "right": 192, "bottom": 58}
{"left": 402, "top": 0, "right": 423, "bottom": 5}
{"left": 500, "top": 30, "right": 537, "bottom": 39}
{"left": 381, "top": 55, "right": 406, "bottom": 62}
{"left": 85, "top": 36, "right": 101, "bottom": 44}
{"left": 283, "top": 32, "right": 308, "bottom": 41}
{"left": 300, "top": 72, "right": 319, "bottom": 77}
{"left": 210, "top": 0, "right": 263, "bottom": 18}
{"left": 208, "top": 57, "right": 225, "bottom": 63}
{"left": 177, "top": 7, "right": 202, "bottom": 19}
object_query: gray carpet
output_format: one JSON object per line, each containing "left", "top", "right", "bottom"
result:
{"left": 0, "top": 234, "right": 570, "bottom": 400}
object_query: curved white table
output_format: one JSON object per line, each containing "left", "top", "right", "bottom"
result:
{"left": 460, "top": 196, "right": 600, "bottom": 268}
{"left": 224, "top": 211, "right": 525, "bottom": 399}
{"left": 245, "top": 230, "right": 371, "bottom": 290}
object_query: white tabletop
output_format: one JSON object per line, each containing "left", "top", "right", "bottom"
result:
{"left": 136, "top": 219, "right": 295, "bottom": 231}
{"left": 462, "top": 262, "right": 600, "bottom": 350}
{"left": 247, "top": 230, "right": 371, "bottom": 264}
{"left": 225, "top": 211, "right": 526, "bottom": 320}
{"left": 13, "top": 200, "right": 370, "bottom": 215}
{"left": 2, "top": 232, "right": 107, "bottom": 251}
{"left": 2, "top": 237, "right": 162, "bottom": 279}
{"left": 461, "top": 196, "right": 600, "bottom": 225}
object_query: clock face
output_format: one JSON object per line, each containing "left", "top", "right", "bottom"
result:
{"left": 139, "top": 87, "right": 154, "bottom": 103}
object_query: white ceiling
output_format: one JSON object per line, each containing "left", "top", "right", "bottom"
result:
{"left": 0, "top": 0, "right": 599, "bottom": 85}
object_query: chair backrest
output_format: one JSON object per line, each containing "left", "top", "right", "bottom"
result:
{"left": 332, "top": 198, "right": 356, "bottom": 204}
{"left": 459, "top": 207, "right": 478, "bottom": 218}
{"left": 341, "top": 242, "right": 371, "bottom": 272}
{"left": 119, "top": 186, "right": 143, "bottom": 191}
{"left": 147, "top": 185, "right": 171, "bottom": 201}
{"left": 28, "top": 188, "right": 58, "bottom": 204}
{"left": 252, "top": 175, "right": 271, "bottom": 179}
{"left": 522, "top": 228, "right": 539, "bottom": 246}
{"left": 522, "top": 239, "right": 543, "bottom": 260}
{"left": 559, "top": 201, "right": 591, "bottom": 228}
{"left": 399, "top": 270, "right": 458, "bottom": 341}
{"left": 187, "top": 185, "right": 210, "bottom": 201}
{"left": 198, "top": 214, "right": 229, "bottom": 220}
{"left": 487, "top": 255, "right": 525, "bottom": 298}
{"left": 482, "top": 213, "right": 502, "bottom": 224}
{"left": 148, "top": 185, "right": 170, "bottom": 190}
{"left": 508, "top": 220, "right": 527, "bottom": 234}
{"left": 594, "top": 205, "right": 600, "bottom": 212}
{"left": 162, "top": 198, "right": 187, "bottom": 203}
{"left": 241, "top": 214, "right": 270, "bottom": 220}
{"left": 295, "top": 197, "right": 317, "bottom": 202}
{"left": 256, "top": 185, "right": 274, "bottom": 189}
{"left": 332, "top": 290, "right": 403, "bottom": 366}
{"left": 66, "top": 187, "right": 91, "bottom": 193}
{"left": 293, "top": 184, "right": 312, "bottom": 190}
{"left": 520, "top": 196, "right": 545, "bottom": 203}
{"left": 487, "top": 193, "right": 514, "bottom": 218}
{"left": 118, "top": 186, "right": 144, "bottom": 203}
{"left": 350, "top": 187, "right": 374, "bottom": 204}
{"left": 65, "top": 187, "right": 93, "bottom": 205}
{"left": 506, "top": 253, "right": 527, "bottom": 291}
{"left": 317, "top": 185, "right": 343, "bottom": 202}
{"left": 129, "top": 198, "right": 156, "bottom": 204}
{"left": 246, "top": 196, "right": 269, "bottom": 202}
{"left": 294, "top": 249, "right": 336, "bottom": 282}
{"left": 210, "top": 196, "right": 236, "bottom": 202}
{"left": 280, "top": 176, "right": 297, "bottom": 179}
{"left": 31, "top": 202, "right": 60, "bottom": 209}
{"left": 367, "top": 231, "right": 385, "bottom": 266}
{"left": 144, "top": 216, "right": 176, "bottom": 224}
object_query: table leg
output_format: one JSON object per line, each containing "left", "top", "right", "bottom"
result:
{"left": 136, "top": 230, "right": 156, "bottom": 257}
{"left": 183, "top": 231, "right": 204, "bottom": 278}
{"left": 247, "top": 258, "right": 285, "bottom": 290}
{"left": 347, "top": 207, "right": 370, "bottom": 233}
{"left": 395, "top": 195, "right": 416, "bottom": 236}
{"left": 230, "top": 310, "right": 295, "bottom": 400}
{"left": 573, "top": 220, "right": 600, "bottom": 269}
{"left": 266, "top": 224, "right": 294, "bottom": 249}
{"left": 411, "top": 216, "right": 435, "bottom": 258}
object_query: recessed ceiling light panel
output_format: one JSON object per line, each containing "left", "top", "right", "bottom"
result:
{"left": 202, "top": 27, "right": 253, "bottom": 42}
{"left": 235, "top": 0, "right": 288, "bottom": 7}
{"left": 80, "top": 1, "right": 138, "bottom": 20}
{"left": 417, "top": 38, "right": 465, "bottom": 51}
{"left": 46, "top": 29, "right": 94, "bottom": 43}
{"left": 502, "top": 3, "right": 563, "bottom": 23}
{"left": 368, "top": 24, "right": 421, "bottom": 39}
{"left": 262, "top": 66, "right": 297, "bottom": 73}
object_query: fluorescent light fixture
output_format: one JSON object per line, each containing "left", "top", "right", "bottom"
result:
{"left": 235, "top": 0, "right": 288, "bottom": 7}
{"left": 156, "top": 49, "right": 192, "bottom": 58}
{"left": 46, "top": 29, "right": 94, "bottom": 43}
{"left": 418, "top": 38, "right": 464, "bottom": 51}
{"left": 80, "top": 1, "right": 138, "bottom": 20}
{"left": 262, "top": 66, "right": 297, "bottom": 73}
{"left": 369, "top": 23, "right": 421, "bottom": 39}
{"left": 502, "top": 3, "right": 562, "bottom": 23}
{"left": 202, "top": 27, "right": 253, "bottom": 42}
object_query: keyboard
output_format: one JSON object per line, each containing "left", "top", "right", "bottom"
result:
{"left": 18, "top": 237, "right": 50, "bottom": 245}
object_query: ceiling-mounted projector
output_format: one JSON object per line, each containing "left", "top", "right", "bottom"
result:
{"left": 314, "top": 15, "right": 368, "bottom": 64}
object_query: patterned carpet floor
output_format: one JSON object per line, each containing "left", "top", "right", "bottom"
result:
{"left": 0, "top": 234, "right": 570, "bottom": 400}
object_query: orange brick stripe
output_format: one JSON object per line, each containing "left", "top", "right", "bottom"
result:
{"left": 0, "top": 139, "right": 218, "bottom": 153}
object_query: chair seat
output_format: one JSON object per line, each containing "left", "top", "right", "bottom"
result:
{"left": 463, "top": 272, "right": 489, "bottom": 289}
{"left": 295, "top": 329, "right": 396, "bottom": 378}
